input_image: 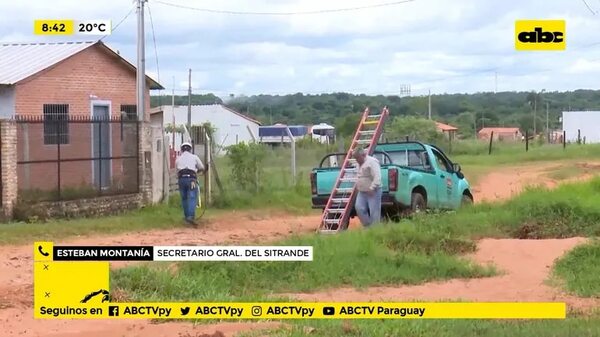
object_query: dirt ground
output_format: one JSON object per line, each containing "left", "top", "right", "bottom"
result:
{"left": 1, "top": 162, "right": 598, "bottom": 337}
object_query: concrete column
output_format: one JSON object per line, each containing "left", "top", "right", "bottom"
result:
{"left": 138, "top": 121, "right": 153, "bottom": 203}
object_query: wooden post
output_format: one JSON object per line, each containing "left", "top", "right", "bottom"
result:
{"left": 577, "top": 129, "right": 581, "bottom": 144}
{"left": 488, "top": 131, "right": 494, "bottom": 155}
{"left": 563, "top": 130, "right": 566, "bottom": 149}
{"left": 525, "top": 130, "right": 529, "bottom": 152}
{"left": 405, "top": 135, "right": 409, "bottom": 142}
{"left": 203, "top": 129, "right": 209, "bottom": 206}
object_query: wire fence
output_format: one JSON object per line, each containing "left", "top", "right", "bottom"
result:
{"left": 16, "top": 114, "right": 140, "bottom": 202}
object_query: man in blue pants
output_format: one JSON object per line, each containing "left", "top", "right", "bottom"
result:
{"left": 175, "top": 142, "right": 205, "bottom": 226}
{"left": 353, "top": 148, "right": 382, "bottom": 227}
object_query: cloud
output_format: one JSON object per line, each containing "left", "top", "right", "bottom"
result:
{"left": 1, "top": 0, "right": 600, "bottom": 96}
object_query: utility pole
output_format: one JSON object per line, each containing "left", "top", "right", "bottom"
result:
{"left": 136, "top": 0, "right": 146, "bottom": 121}
{"left": 546, "top": 101, "right": 549, "bottom": 137}
{"left": 136, "top": 0, "right": 147, "bottom": 199}
{"left": 171, "top": 76, "right": 175, "bottom": 150}
{"left": 428, "top": 89, "right": 431, "bottom": 120}
{"left": 533, "top": 98, "right": 537, "bottom": 136}
{"left": 494, "top": 71, "right": 497, "bottom": 93}
{"left": 187, "top": 68, "right": 192, "bottom": 130}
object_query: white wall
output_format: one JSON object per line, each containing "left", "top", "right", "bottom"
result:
{"left": 159, "top": 104, "right": 260, "bottom": 154}
{"left": 562, "top": 111, "right": 600, "bottom": 143}
{"left": 0, "top": 85, "right": 15, "bottom": 118}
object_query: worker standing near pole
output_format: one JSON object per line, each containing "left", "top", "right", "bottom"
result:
{"left": 175, "top": 142, "right": 205, "bottom": 226}
{"left": 353, "top": 148, "right": 382, "bottom": 227}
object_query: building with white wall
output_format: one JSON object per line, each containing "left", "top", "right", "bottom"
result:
{"left": 152, "top": 104, "right": 261, "bottom": 153}
{"left": 562, "top": 110, "right": 600, "bottom": 143}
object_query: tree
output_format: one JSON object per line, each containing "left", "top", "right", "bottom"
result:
{"left": 385, "top": 116, "right": 445, "bottom": 144}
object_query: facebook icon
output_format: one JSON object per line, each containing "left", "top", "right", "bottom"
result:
{"left": 108, "top": 306, "right": 119, "bottom": 317}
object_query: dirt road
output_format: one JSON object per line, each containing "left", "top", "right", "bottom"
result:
{"left": 283, "top": 237, "right": 599, "bottom": 311}
{"left": 1, "top": 162, "right": 598, "bottom": 337}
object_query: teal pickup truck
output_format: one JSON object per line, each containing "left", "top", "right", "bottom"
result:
{"left": 310, "top": 141, "right": 473, "bottom": 221}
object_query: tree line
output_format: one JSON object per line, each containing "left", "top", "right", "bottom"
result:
{"left": 151, "top": 90, "right": 600, "bottom": 138}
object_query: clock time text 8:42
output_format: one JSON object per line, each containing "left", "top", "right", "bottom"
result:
{"left": 34, "top": 20, "right": 74, "bottom": 35}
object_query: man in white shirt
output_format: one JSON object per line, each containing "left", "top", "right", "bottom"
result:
{"left": 353, "top": 148, "right": 382, "bottom": 227}
{"left": 175, "top": 142, "right": 205, "bottom": 226}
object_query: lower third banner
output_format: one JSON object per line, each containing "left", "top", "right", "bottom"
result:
{"left": 35, "top": 302, "right": 566, "bottom": 319}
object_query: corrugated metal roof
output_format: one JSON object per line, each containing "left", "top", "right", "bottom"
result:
{"left": 478, "top": 127, "right": 521, "bottom": 134}
{"left": 0, "top": 40, "right": 163, "bottom": 89}
{"left": 0, "top": 41, "right": 94, "bottom": 85}
{"left": 435, "top": 121, "right": 458, "bottom": 131}
{"left": 152, "top": 104, "right": 261, "bottom": 125}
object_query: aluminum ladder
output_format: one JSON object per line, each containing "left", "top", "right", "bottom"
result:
{"left": 318, "top": 106, "right": 389, "bottom": 234}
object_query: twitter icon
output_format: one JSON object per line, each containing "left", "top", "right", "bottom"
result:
{"left": 180, "top": 307, "right": 190, "bottom": 316}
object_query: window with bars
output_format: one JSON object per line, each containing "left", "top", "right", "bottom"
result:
{"left": 120, "top": 104, "right": 137, "bottom": 120}
{"left": 43, "top": 104, "right": 69, "bottom": 145}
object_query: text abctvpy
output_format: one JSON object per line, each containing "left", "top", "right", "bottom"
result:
{"left": 35, "top": 302, "right": 567, "bottom": 320}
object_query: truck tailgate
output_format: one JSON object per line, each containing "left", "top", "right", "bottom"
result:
{"left": 314, "top": 167, "right": 391, "bottom": 196}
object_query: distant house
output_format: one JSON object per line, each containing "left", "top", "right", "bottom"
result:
{"left": 435, "top": 121, "right": 458, "bottom": 140}
{"left": 309, "top": 123, "right": 336, "bottom": 144}
{"left": 152, "top": 104, "right": 261, "bottom": 152}
{"left": 0, "top": 40, "right": 163, "bottom": 192}
{"left": 562, "top": 110, "right": 600, "bottom": 143}
{"left": 477, "top": 127, "right": 522, "bottom": 141}
{"left": 258, "top": 124, "right": 308, "bottom": 145}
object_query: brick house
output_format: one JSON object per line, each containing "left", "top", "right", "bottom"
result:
{"left": 435, "top": 121, "right": 458, "bottom": 140}
{"left": 477, "top": 127, "right": 522, "bottom": 141}
{"left": 0, "top": 41, "right": 163, "bottom": 196}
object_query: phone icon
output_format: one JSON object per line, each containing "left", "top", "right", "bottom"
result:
{"left": 38, "top": 245, "right": 50, "bottom": 257}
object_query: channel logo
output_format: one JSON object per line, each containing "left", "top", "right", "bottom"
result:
{"left": 515, "top": 20, "right": 566, "bottom": 51}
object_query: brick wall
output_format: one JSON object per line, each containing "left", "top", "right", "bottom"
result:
{"left": 14, "top": 44, "right": 151, "bottom": 117}
{"left": 1, "top": 120, "right": 17, "bottom": 219}
{"left": 35, "top": 193, "right": 143, "bottom": 219}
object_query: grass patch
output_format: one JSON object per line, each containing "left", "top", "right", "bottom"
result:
{"left": 112, "top": 226, "right": 494, "bottom": 301}
{"left": 552, "top": 240, "right": 600, "bottom": 298}
{"left": 113, "top": 177, "right": 600, "bottom": 301}
{"left": 545, "top": 165, "right": 586, "bottom": 181}
{"left": 451, "top": 143, "right": 600, "bottom": 167}
{"left": 248, "top": 318, "right": 600, "bottom": 337}
{"left": 404, "top": 177, "right": 600, "bottom": 240}
{"left": 0, "top": 197, "right": 194, "bottom": 245}
{"left": 210, "top": 146, "right": 325, "bottom": 214}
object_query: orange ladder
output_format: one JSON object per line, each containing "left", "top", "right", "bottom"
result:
{"left": 318, "top": 106, "right": 389, "bottom": 234}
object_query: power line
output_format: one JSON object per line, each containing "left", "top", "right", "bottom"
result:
{"left": 101, "top": 5, "right": 136, "bottom": 41}
{"left": 147, "top": 2, "right": 162, "bottom": 105}
{"left": 153, "top": 0, "right": 417, "bottom": 16}
{"left": 581, "top": 0, "right": 597, "bottom": 14}
{"left": 147, "top": 3, "right": 160, "bottom": 83}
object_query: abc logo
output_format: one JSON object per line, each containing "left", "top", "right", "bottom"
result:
{"left": 518, "top": 27, "right": 563, "bottom": 43}
{"left": 515, "top": 20, "right": 566, "bottom": 51}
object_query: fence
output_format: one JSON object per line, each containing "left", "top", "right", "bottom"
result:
{"left": 168, "top": 125, "right": 211, "bottom": 169}
{"left": 16, "top": 114, "right": 140, "bottom": 202}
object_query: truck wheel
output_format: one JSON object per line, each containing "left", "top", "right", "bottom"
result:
{"left": 410, "top": 193, "right": 426, "bottom": 213}
{"left": 461, "top": 194, "right": 473, "bottom": 206}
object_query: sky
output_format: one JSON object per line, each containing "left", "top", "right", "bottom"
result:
{"left": 1, "top": 0, "right": 600, "bottom": 99}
